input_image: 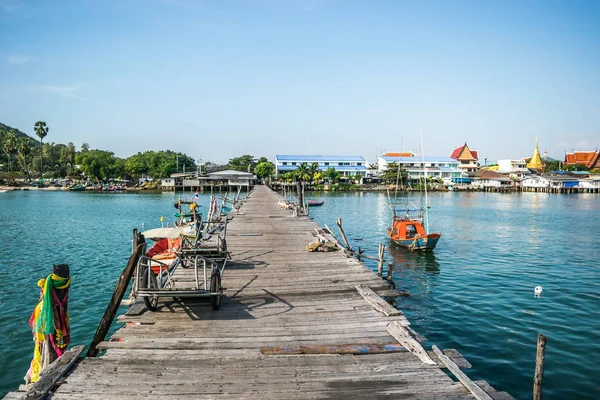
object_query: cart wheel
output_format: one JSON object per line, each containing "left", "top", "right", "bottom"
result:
{"left": 142, "top": 271, "right": 159, "bottom": 312}
{"left": 210, "top": 272, "right": 222, "bottom": 310}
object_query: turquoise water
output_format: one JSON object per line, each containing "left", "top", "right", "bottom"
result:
{"left": 1, "top": 190, "right": 598, "bottom": 398}
{"left": 307, "top": 191, "right": 600, "bottom": 399}
{"left": 0, "top": 190, "right": 215, "bottom": 396}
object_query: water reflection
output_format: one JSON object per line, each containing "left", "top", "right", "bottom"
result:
{"left": 388, "top": 244, "right": 440, "bottom": 275}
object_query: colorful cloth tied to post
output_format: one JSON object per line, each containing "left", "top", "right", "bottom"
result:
{"left": 25, "top": 273, "right": 71, "bottom": 383}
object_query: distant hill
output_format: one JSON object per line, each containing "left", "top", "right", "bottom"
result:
{"left": 0, "top": 122, "right": 38, "bottom": 142}
{"left": 0, "top": 122, "right": 40, "bottom": 166}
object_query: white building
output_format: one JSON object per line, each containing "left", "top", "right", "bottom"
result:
{"left": 521, "top": 175, "right": 580, "bottom": 189}
{"left": 497, "top": 159, "right": 529, "bottom": 179}
{"left": 275, "top": 155, "right": 368, "bottom": 177}
{"left": 521, "top": 176, "right": 550, "bottom": 189}
{"left": 579, "top": 176, "right": 600, "bottom": 189}
{"left": 377, "top": 156, "right": 462, "bottom": 180}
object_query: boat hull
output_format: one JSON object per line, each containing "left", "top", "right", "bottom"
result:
{"left": 391, "top": 233, "right": 441, "bottom": 251}
{"left": 307, "top": 201, "right": 324, "bottom": 207}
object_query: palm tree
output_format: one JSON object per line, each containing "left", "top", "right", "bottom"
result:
{"left": 294, "top": 162, "right": 311, "bottom": 182}
{"left": 308, "top": 162, "right": 321, "bottom": 183}
{"left": 2, "top": 130, "right": 17, "bottom": 172}
{"left": 17, "top": 137, "right": 32, "bottom": 180}
{"left": 34, "top": 121, "right": 49, "bottom": 175}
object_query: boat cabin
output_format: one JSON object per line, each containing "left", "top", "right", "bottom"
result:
{"left": 389, "top": 219, "right": 426, "bottom": 240}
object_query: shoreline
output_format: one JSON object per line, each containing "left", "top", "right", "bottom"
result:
{"left": 0, "top": 186, "right": 160, "bottom": 192}
{"left": 2, "top": 185, "right": 598, "bottom": 194}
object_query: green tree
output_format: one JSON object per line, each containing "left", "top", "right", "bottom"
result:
{"left": 60, "top": 142, "right": 76, "bottom": 168}
{"left": 17, "top": 137, "right": 32, "bottom": 179}
{"left": 125, "top": 152, "right": 148, "bottom": 179}
{"left": 564, "top": 163, "right": 588, "bottom": 172}
{"left": 123, "top": 150, "right": 196, "bottom": 180}
{"left": 257, "top": 156, "right": 268, "bottom": 164}
{"left": 254, "top": 161, "right": 275, "bottom": 179}
{"left": 228, "top": 155, "right": 255, "bottom": 172}
{"left": 80, "top": 142, "right": 90, "bottom": 152}
{"left": 34, "top": 121, "right": 49, "bottom": 175}
{"left": 543, "top": 160, "right": 560, "bottom": 173}
{"left": 2, "top": 130, "right": 17, "bottom": 171}
{"left": 292, "top": 162, "right": 311, "bottom": 182}
{"left": 383, "top": 162, "right": 407, "bottom": 184}
{"left": 308, "top": 162, "right": 321, "bottom": 182}
{"left": 76, "top": 149, "right": 121, "bottom": 182}
{"left": 323, "top": 167, "right": 341, "bottom": 183}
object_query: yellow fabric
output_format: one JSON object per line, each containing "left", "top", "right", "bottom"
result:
{"left": 27, "top": 274, "right": 71, "bottom": 383}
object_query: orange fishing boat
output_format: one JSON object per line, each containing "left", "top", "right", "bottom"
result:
{"left": 387, "top": 210, "right": 441, "bottom": 251}
{"left": 387, "top": 127, "right": 441, "bottom": 251}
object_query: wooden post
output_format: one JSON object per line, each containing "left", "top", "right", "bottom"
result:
{"left": 387, "top": 262, "right": 394, "bottom": 281}
{"left": 533, "top": 333, "right": 547, "bottom": 400}
{"left": 336, "top": 217, "right": 353, "bottom": 252}
{"left": 377, "top": 243, "right": 385, "bottom": 277}
{"left": 86, "top": 242, "right": 145, "bottom": 357}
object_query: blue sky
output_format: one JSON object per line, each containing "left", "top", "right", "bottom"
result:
{"left": 1, "top": 0, "right": 599, "bottom": 164}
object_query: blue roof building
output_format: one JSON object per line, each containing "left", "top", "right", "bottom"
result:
{"left": 275, "top": 155, "right": 368, "bottom": 177}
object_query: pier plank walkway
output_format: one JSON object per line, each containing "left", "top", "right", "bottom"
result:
{"left": 45, "top": 186, "right": 507, "bottom": 399}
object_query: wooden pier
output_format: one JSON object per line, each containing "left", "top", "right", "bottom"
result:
{"left": 6, "top": 185, "right": 512, "bottom": 400}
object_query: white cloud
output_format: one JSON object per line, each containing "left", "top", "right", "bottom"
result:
{"left": 7, "top": 54, "right": 31, "bottom": 65}
{"left": 41, "top": 85, "right": 88, "bottom": 100}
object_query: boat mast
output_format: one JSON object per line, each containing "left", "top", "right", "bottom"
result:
{"left": 392, "top": 138, "right": 404, "bottom": 219}
{"left": 419, "top": 124, "right": 430, "bottom": 234}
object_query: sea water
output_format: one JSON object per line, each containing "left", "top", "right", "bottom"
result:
{"left": 0, "top": 190, "right": 598, "bottom": 398}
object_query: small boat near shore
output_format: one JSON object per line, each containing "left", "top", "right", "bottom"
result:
{"left": 69, "top": 184, "right": 86, "bottom": 191}
{"left": 307, "top": 200, "right": 324, "bottom": 207}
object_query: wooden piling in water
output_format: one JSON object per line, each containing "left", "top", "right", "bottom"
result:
{"left": 377, "top": 243, "right": 385, "bottom": 277}
{"left": 336, "top": 217, "right": 353, "bottom": 252}
{"left": 533, "top": 333, "right": 547, "bottom": 400}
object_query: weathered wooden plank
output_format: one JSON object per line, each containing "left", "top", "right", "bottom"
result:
{"left": 12, "top": 345, "right": 84, "bottom": 400}
{"left": 387, "top": 321, "right": 437, "bottom": 365}
{"left": 432, "top": 345, "right": 493, "bottom": 400}
{"left": 356, "top": 285, "right": 401, "bottom": 316}
{"left": 427, "top": 349, "right": 472, "bottom": 369}
{"left": 260, "top": 342, "right": 405, "bottom": 355}
{"left": 123, "top": 297, "right": 147, "bottom": 316}
{"left": 473, "top": 381, "right": 515, "bottom": 400}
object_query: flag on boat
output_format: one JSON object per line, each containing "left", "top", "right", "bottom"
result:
{"left": 194, "top": 190, "right": 199, "bottom": 201}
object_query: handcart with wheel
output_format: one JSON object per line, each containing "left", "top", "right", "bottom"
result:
{"left": 134, "top": 221, "right": 229, "bottom": 311}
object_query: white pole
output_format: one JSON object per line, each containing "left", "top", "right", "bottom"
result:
{"left": 419, "top": 124, "right": 430, "bottom": 234}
